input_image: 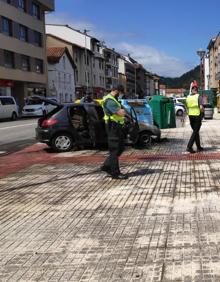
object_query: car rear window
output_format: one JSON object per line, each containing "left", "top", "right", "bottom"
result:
{"left": 45, "top": 105, "right": 63, "bottom": 118}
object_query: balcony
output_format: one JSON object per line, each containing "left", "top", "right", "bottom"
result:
{"left": 105, "top": 70, "right": 113, "bottom": 77}
{"left": 93, "top": 51, "right": 104, "bottom": 59}
{"left": 37, "top": 0, "right": 55, "bottom": 11}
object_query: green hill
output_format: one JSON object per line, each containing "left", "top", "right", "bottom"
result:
{"left": 160, "top": 65, "right": 200, "bottom": 89}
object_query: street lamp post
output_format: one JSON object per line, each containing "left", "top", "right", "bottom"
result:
{"left": 197, "top": 48, "right": 206, "bottom": 90}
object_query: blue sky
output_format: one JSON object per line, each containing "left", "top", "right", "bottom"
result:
{"left": 46, "top": 0, "right": 220, "bottom": 77}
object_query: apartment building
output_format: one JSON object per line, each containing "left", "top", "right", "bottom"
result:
{"left": 145, "top": 72, "right": 160, "bottom": 96}
{"left": 207, "top": 35, "right": 219, "bottom": 91}
{"left": 123, "top": 55, "right": 136, "bottom": 97}
{"left": 46, "top": 24, "right": 105, "bottom": 99}
{"left": 0, "top": 0, "right": 54, "bottom": 109}
{"left": 118, "top": 55, "right": 127, "bottom": 94}
{"left": 104, "top": 48, "right": 119, "bottom": 92}
{"left": 134, "top": 63, "right": 147, "bottom": 98}
{"left": 90, "top": 38, "right": 105, "bottom": 98}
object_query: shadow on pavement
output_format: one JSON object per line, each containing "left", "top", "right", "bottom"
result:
{"left": 126, "top": 168, "right": 162, "bottom": 177}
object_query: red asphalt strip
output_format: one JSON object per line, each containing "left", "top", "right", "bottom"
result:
{"left": 0, "top": 144, "right": 220, "bottom": 179}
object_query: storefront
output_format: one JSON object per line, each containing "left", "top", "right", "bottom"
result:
{"left": 0, "top": 80, "right": 14, "bottom": 96}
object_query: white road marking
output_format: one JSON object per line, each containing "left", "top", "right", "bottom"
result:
{"left": 0, "top": 123, "right": 36, "bottom": 130}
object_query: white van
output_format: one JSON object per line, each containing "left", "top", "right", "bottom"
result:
{"left": 0, "top": 96, "right": 18, "bottom": 121}
{"left": 22, "top": 97, "right": 57, "bottom": 117}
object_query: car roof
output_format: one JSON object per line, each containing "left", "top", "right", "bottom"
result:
{"left": 30, "top": 96, "right": 61, "bottom": 107}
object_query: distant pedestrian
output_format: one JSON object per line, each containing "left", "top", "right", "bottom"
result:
{"left": 101, "top": 85, "right": 128, "bottom": 179}
{"left": 186, "top": 82, "right": 204, "bottom": 153}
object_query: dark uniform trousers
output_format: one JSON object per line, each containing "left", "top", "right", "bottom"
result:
{"left": 187, "top": 115, "right": 202, "bottom": 149}
{"left": 103, "top": 121, "right": 125, "bottom": 176}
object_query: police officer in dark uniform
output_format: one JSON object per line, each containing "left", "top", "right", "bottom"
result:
{"left": 101, "top": 85, "right": 128, "bottom": 179}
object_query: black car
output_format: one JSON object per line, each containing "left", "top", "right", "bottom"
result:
{"left": 35, "top": 97, "right": 152, "bottom": 152}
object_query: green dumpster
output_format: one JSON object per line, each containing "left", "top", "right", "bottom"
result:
{"left": 148, "top": 95, "right": 176, "bottom": 129}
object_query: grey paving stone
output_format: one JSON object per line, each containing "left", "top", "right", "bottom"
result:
{"left": 1, "top": 116, "right": 220, "bottom": 281}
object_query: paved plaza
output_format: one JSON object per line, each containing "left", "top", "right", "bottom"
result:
{"left": 1, "top": 116, "right": 220, "bottom": 281}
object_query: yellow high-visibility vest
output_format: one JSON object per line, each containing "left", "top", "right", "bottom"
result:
{"left": 186, "top": 94, "right": 200, "bottom": 116}
{"left": 102, "top": 94, "right": 125, "bottom": 125}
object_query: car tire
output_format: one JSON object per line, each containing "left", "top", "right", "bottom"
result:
{"left": 176, "top": 109, "right": 184, "bottom": 116}
{"left": 11, "top": 112, "right": 17, "bottom": 121}
{"left": 137, "top": 132, "right": 151, "bottom": 147}
{"left": 51, "top": 133, "right": 74, "bottom": 152}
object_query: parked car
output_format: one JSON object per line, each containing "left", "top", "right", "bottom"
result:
{"left": 0, "top": 96, "right": 18, "bottom": 121}
{"left": 175, "top": 102, "right": 186, "bottom": 116}
{"left": 35, "top": 97, "right": 154, "bottom": 152}
{"left": 22, "top": 97, "right": 57, "bottom": 117}
{"left": 173, "top": 97, "right": 186, "bottom": 105}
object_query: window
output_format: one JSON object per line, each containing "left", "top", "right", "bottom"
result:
{"left": 19, "top": 25, "right": 28, "bottom": 42}
{"left": 21, "top": 55, "right": 30, "bottom": 71}
{"left": 2, "top": 17, "right": 12, "bottom": 36}
{"left": 84, "top": 53, "right": 89, "bottom": 65}
{"left": 33, "top": 31, "right": 42, "bottom": 47}
{"left": 32, "top": 2, "right": 40, "bottom": 19}
{"left": 64, "top": 74, "right": 66, "bottom": 88}
{"left": 18, "top": 0, "right": 26, "bottom": 11}
{"left": 4, "top": 50, "right": 14, "bottom": 68}
{"left": 76, "top": 70, "right": 78, "bottom": 82}
{"left": 75, "top": 52, "right": 78, "bottom": 63}
{"left": 63, "top": 56, "right": 66, "bottom": 69}
{"left": 0, "top": 97, "right": 15, "bottom": 105}
{"left": 35, "top": 59, "right": 43, "bottom": 73}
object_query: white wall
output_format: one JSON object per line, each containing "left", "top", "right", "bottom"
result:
{"left": 204, "top": 56, "right": 210, "bottom": 90}
{"left": 48, "top": 53, "right": 75, "bottom": 103}
{"left": 46, "top": 25, "right": 91, "bottom": 50}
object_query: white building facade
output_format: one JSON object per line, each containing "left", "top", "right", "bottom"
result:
{"left": 47, "top": 47, "right": 76, "bottom": 103}
{"left": 204, "top": 55, "right": 210, "bottom": 90}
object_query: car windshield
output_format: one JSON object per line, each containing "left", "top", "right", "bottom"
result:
{"left": 26, "top": 100, "right": 42, "bottom": 105}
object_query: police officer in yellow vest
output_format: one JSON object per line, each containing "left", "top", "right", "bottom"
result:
{"left": 186, "top": 85, "right": 204, "bottom": 153}
{"left": 101, "top": 85, "right": 128, "bottom": 179}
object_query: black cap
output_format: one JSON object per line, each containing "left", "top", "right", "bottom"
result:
{"left": 117, "top": 84, "right": 124, "bottom": 92}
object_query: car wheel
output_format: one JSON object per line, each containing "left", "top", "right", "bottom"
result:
{"left": 176, "top": 109, "right": 184, "bottom": 116}
{"left": 51, "top": 133, "right": 74, "bottom": 152}
{"left": 137, "top": 132, "right": 151, "bottom": 147}
{"left": 11, "top": 112, "right": 17, "bottom": 121}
